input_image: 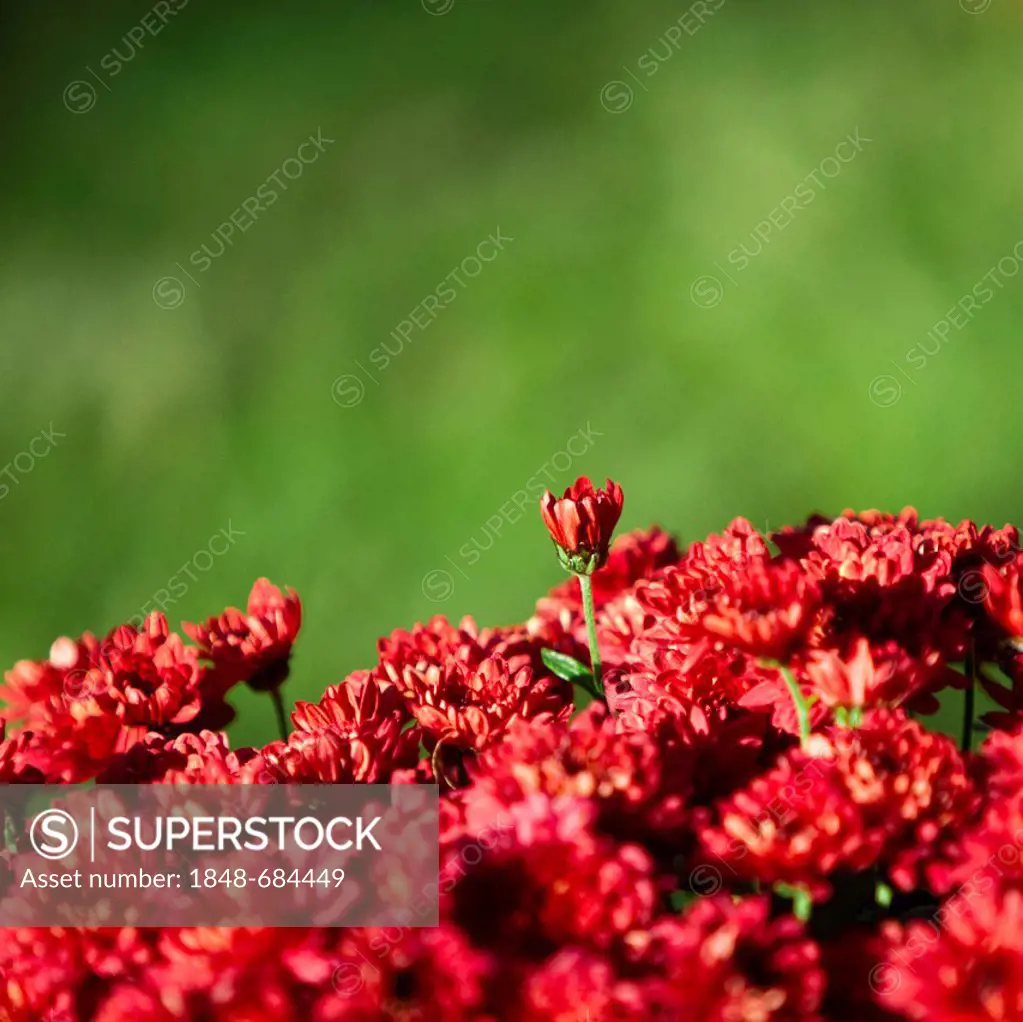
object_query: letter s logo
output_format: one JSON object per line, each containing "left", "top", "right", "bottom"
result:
{"left": 30, "top": 810, "right": 79, "bottom": 860}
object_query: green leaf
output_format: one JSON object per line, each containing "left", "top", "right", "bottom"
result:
{"left": 542, "top": 648, "right": 601, "bottom": 709}
{"left": 774, "top": 882, "right": 813, "bottom": 922}
{"left": 670, "top": 888, "right": 696, "bottom": 913}
{"left": 541, "top": 648, "right": 592, "bottom": 681}
{"left": 572, "top": 686, "right": 595, "bottom": 715}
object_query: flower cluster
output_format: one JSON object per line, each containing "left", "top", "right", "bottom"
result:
{"left": 4, "top": 486, "right": 1023, "bottom": 1020}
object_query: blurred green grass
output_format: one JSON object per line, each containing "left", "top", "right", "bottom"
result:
{"left": 1, "top": 1, "right": 1022, "bottom": 746}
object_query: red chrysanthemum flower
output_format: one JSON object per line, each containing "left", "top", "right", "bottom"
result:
{"left": 94, "top": 615, "right": 209, "bottom": 728}
{"left": 631, "top": 517, "right": 772, "bottom": 652}
{"left": 515, "top": 948, "right": 616, "bottom": 1021}
{"left": 1, "top": 655, "right": 69, "bottom": 727}
{"left": 876, "top": 886, "right": 1023, "bottom": 1020}
{"left": 939, "top": 724, "right": 1023, "bottom": 893}
{"left": 1, "top": 614, "right": 232, "bottom": 780}
{"left": 261, "top": 672, "right": 419, "bottom": 783}
{"left": 607, "top": 641, "right": 785, "bottom": 744}
{"left": 10, "top": 510, "right": 1023, "bottom": 1020}
{"left": 694, "top": 558, "right": 821, "bottom": 661}
{"left": 374, "top": 614, "right": 550, "bottom": 693}
{"left": 782, "top": 516, "right": 967, "bottom": 663}
{"left": 292, "top": 669, "right": 413, "bottom": 736}
{"left": 97, "top": 729, "right": 261, "bottom": 783}
{"left": 457, "top": 704, "right": 693, "bottom": 857}
{"left": 0, "top": 927, "right": 159, "bottom": 1022}
{"left": 802, "top": 638, "right": 933, "bottom": 711}
{"left": 375, "top": 614, "right": 484, "bottom": 678}
{"left": 258, "top": 729, "right": 377, "bottom": 784}
{"left": 3, "top": 616, "right": 225, "bottom": 732}
{"left": 983, "top": 553, "right": 1023, "bottom": 640}
{"left": 185, "top": 577, "right": 302, "bottom": 692}
{"left": 443, "top": 792, "right": 658, "bottom": 956}
{"left": 400, "top": 654, "right": 571, "bottom": 754}
{"left": 635, "top": 896, "right": 825, "bottom": 1021}
{"left": 698, "top": 710, "right": 976, "bottom": 897}
{"left": 0, "top": 722, "right": 45, "bottom": 783}
{"left": 540, "top": 476, "right": 624, "bottom": 574}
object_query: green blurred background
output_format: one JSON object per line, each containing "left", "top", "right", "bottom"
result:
{"left": 2, "top": 0, "right": 1021, "bottom": 746}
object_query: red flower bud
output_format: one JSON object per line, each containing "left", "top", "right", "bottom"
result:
{"left": 540, "top": 476, "right": 624, "bottom": 575}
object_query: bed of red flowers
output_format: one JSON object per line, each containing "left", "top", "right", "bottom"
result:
{"left": 3, "top": 477, "right": 1023, "bottom": 1020}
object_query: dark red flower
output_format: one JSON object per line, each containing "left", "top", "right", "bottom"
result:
{"left": 184, "top": 577, "right": 302, "bottom": 692}
{"left": 95, "top": 615, "right": 209, "bottom": 729}
{"left": 811, "top": 518, "right": 972, "bottom": 674}
{"left": 443, "top": 792, "right": 658, "bottom": 955}
{"left": 636, "top": 896, "right": 825, "bottom": 1021}
{"left": 0, "top": 927, "right": 158, "bottom": 1022}
{"left": 940, "top": 724, "right": 1023, "bottom": 893}
{"left": 459, "top": 703, "right": 693, "bottom": 854}
{"left": 258, "top": 729, "right": 379, "bottom": 783}
{"left": 540, "top": 476, "right": 624, "bottom": 574}
{"left": 291, "top": 669, "right": 412, "bottom": 736}
{"left": 516, "top": 949, "right": 616, "bottom": 1021}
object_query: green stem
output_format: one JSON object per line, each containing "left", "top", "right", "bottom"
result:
{"left": 779, "top": 665, "right": 811, "bottom": 749}
{"left": 578, "top": 573, "right": 603, "bottom": 695}
{"left": 792, "top": 887, "right": 813, "bottom": 923}
{"left": 774, "top": 882, "right": 813, "bottom": 922}
{"left": 962, "top": 646, "right": 976, "bottom": 753}
{"left": 269, "top": 688, "right": 290, "bottom": 742}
